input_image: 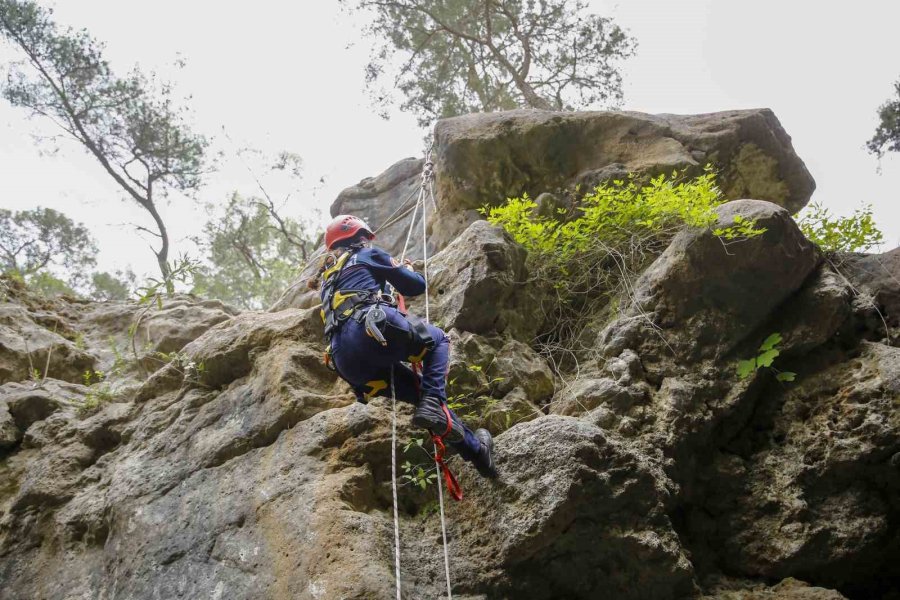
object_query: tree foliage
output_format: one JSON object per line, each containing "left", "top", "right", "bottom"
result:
{"left": 350, "top": 0, "right": 636, "bottom": 126}
{"left": 868, "top": 78, "right": 900, "bottom": 158}
{"left": 796, "top": 201, "right": 884, "bottom": 254}
{"left": 192, "top": 194, "right": 319, "bottom": 310}
{"left": 90, "top": 269, "right": 135, "bottom": 301}
{"left": 0, "top": 0, "right": 208, "bottom": 285}
{"left": 0, "top": 206, "right": 136, "bottom": 299}
{"left": 0, "top": 207, "right": 96, "bottom": 284}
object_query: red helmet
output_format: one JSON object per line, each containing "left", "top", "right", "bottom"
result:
{"left": 325, "top": 214, "right": 375, "bottom": 250}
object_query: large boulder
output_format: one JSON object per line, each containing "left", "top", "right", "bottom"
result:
{"left": 444, "top": 416, "right": 695, "bottom": 599}
{"left": 599, "top": 200, "right": 820, "bottom": 370}
{"left": 412, "top": 219, "right": 543, "bottom": 341}
{"left": 328, "top": 109, "right": 816, "bottom": 259}
{"left": 429, "top": 108, "right": 816, "bottom": 248}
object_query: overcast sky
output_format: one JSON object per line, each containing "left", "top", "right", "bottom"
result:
{"left": 2, "top": 0, "right": 899, "bottom": 280}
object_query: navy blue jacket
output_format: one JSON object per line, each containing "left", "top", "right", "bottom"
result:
{"left": 321, "top": 246, "right": 425, "bottom": 303}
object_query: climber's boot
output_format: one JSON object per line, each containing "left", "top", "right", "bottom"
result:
{"left": 412, "top": 395, "right": 464, "bottom": 442}
{"left": 473, "top": 428, "right": 498, "bottom": 479}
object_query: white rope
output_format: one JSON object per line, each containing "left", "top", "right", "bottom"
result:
{"left": 390, "top": 365, "right": 402, "bottom": 600}
{"left": 388, "top": 172, "right": 426, "bottom": 600}
{"left": 422, "top": 167, "right": 454, "bottom": 600}
{"left": 389, "top": 148, "right": 453, "bottom": 600}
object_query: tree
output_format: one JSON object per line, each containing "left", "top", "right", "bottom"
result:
{"left": 0, "top": 206, "right": 137, "bottom": 299}
{"left": 349, "top": 0, "right": 636, "bottom": 126}
{"left": 192, "top": 193, "right": 319, "bottom": 310}
{"left": 0, "top": 207, "right": 97, "bottom": 287}
{"left": 868, "top": 78, "right": 900, "bottom": 158}
{"left": 90, "top": 269, "right": 135, "bottom": 301}
{"left": 0, "top": 0, "right": 208, "bottom": 288}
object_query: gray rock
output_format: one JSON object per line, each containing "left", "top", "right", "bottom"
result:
{"left": 180, "top": 306, "right": 324, "bottom": 390}
{"left": 4, "top": 387, "right": 62, "bottom": 432}
{"left": 838, "top": 246, "right": 900, "bottom": 341}
{"left": 598, "top": 200, "right": 819, "bottom": 370}
{"left": 551, "top": 376, "right": 639, "bottom": 417}
{"left": 446, "top": 416, "right": 695, "bottom": 599}
{"left": 686, "top": 342, "right": 900, "bottom": 590}
{"left": 446, "top": 330, "right": 554, "bottom": 432}
{"left": 0, "top": 304, "right": 96, "bottom": 384}
{"left": 701, "top": 577, "right": 848, "bottom": 599}
{"left": 134, "top": 297, "right": 237, "bottom": 355}
{"left": 414, "top": 220, "right": 542, "bottom": 340}
{"left": 771, "top": 267, "right": 853, "bottom": 355}
{"left": 0, "top": 402, "right": 21, "bottom": 449}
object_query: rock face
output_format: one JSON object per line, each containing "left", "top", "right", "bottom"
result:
{"left": 0, "top": 303, "right": 96, "bottom": 385}
{"left": 3, "top": 109, "right": 898, "bottom": 600}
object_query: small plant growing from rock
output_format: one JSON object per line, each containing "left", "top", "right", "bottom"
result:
{"left": 149, "top": 351, "right": 206, "bottom": 385}
{"left": 107, "top": 337, "right": 131, "bottom": 377}
{"left": 82, "top": 370, "right": 105, "bottom": 386}
{"left": 129, "top": 254, "right": 201, "bottom": 374}
{"left": 737, "top": 333, "right": 796, "bottom": 382}
{"left": 446, "top": 363, "right": 506, "bottom": 422}
{"left": 401, "top": 436, "right": 438, "bottom": 491}
{"left": 78, "top": 384, "right": 116, "bottom": 417}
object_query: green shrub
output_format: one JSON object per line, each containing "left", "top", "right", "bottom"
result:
{"left": 483, "top": 170, "right": 763, "bottom": 367}
{"left": 796, "top": 201, "right": 883, "bottom": 253}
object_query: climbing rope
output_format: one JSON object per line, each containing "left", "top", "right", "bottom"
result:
{"left": 390, "top": 365, "right": 402, "bottom": 600}
{"left": 388, "top": 146, "right": 455, "bottom": 600}
{"left": 419, "top": 150, "right": 456, "bottom": 600}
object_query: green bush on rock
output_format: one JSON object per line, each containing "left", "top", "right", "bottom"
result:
{"left": 796, "top": 201, "right": 884, "bottom": 253}
{"left": 483, "top": 170, "right": 764, "bottom": 366}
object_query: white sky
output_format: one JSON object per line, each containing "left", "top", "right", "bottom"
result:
{"left": 2, "top": 0, "right": 899, "bottom": 280}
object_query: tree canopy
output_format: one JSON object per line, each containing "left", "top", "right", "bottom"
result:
{"left": 351, "top": 0, "right": 636, "bottom": 126}
{"left": 0, "top": 206, "right": 135, "bottom": 299}
{"left": 0, "top": 0, "right": 208, "bottom": 286}
{"left": 192, "top": 194, "right": 319, "bottom": 310}
{"left": 868, "top": 78, "right": 900, "bottom": 159}
{"left": 0, "top": 207, "right": 96, "bottom": 283}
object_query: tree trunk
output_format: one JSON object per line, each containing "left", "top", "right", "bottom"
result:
{"left": 516, "top": 78, "right": 553, "bottom": 110}
{"left": 143, "top": 191, "right": 172, "bottom": 293}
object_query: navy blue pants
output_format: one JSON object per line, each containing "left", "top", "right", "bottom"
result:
{"left": 330, "top": 305, "right": 482, "bottom": 462}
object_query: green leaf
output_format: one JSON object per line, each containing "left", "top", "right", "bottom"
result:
{"left": 737, "top": 359, "right": 757, "bottom": 379}
{"left": 756, "top": 348, "right": 780, "bottom": 368}
{"left": 759, "top": 333, "right": 783, "bottom": 352}
{"left": 775, "top": 371, "right": 796, "bottom": 382}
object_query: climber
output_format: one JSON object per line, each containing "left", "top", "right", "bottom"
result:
{"left": 310, "top": 214, "right": 497, "bottom": 478}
